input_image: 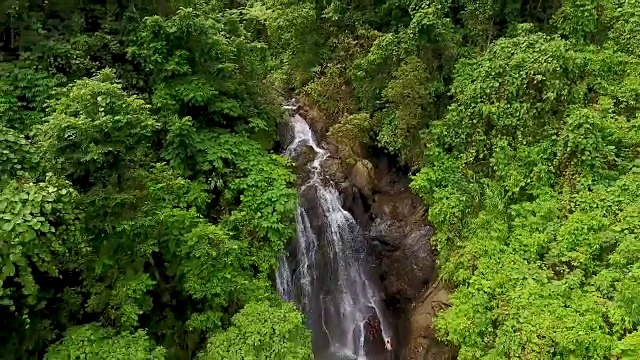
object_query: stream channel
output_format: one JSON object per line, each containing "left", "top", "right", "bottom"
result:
{"left": 276, "top": 106, "right": 394, "bottom": 360}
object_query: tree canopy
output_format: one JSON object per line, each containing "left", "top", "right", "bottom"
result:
{"left": 1, "top": 1, "right": 308, "bottom": 358}
{"left": 256, "top": 0, "right": 640, "bottom": 358}
{"left": 3, "top": 0, "right": 640, "bottom": 358}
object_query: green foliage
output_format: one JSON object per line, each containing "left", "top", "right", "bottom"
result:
{"left": 46, "top": 324, "right": 166, "bottom": 359}
{"left": 255, "top": 0, "right": 323, "bottom": 87}
{"left": 0, "top": 65, "right": 65, "bottom": 131}
{"left": 409, "top": 26, "right": 640, "bottom": 360}
{"left": 607, "top": 0, "right": 640, "bottom": 58}
{"left": 38, "top": 69, "right": 158, "bottom": 184}
{"left": 256, "top": 0, "right": 640, "bottom": 357}
{"left": 0, "top": 176, "right": 81, "bottom": 303}
{"left": 8, "top": 0, "right": 640, "bottom": 357}
{"left": 328, "top": 112, "right": 378, "bottom": 160}
{"left": 302, "top": 62, "right": 356, "bottom": 121}
{"left": 1, "top": 1, "right": 309, "bottom": 358}
{"left": 616, "top": 331, "right": 640, "bottom": 359}
{"left": 161, "top": 117, "right": 298, "bottom": 268}
{"left": 198, "top": 301, "right": 312, "bottom": 360}
{"left": 0, "top": 126, "right": 37, "bottom": 180}
{"left": 126, "top": 7, "right": 279, "bottom": 135}
{"left": 0, "top": 173, "right": 84, "bottom": 355}
{"left": 376, "top": 56, "right": 445, "bottom": 164}
{"left": 351, "top": 3, "right": 460, "bottom": 114}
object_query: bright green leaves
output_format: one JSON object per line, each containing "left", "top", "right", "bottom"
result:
{"left": 556, "top": 107, "right": 627, "bottom": 183}
{"left": 551, "top": 0, "right": 604, "bottom": 43}
{"left": 0, "top": 175, "right": 81, "bottom": 305}
{"left": 615, "top": 266, "right": 640, "bottom": 327}
{"left": 46, "top": 324, "right": 166, "bottom": 360}
{"left": 38, "top": 69, "right": 158, "bottom": 184}
{"left": 161, "top": 117, "right": 298, "bottom": 270}
{"left": 424, "top": 134, "right": 640, "bottom": 357}
{"left": 86, "top": 274, "right": 156, "bottom": 330}
{"left": 607, "top": 0, "right": 640, "bottom": 58}
{"left": 409, "top": 25, "right": 640, "bottom": 358}
{"left": 219, "top": 143, "right": 297, "bottom": 271}
{"left": 436, "top": 204, "right": 615, "bottom": 359}
{"left": 490, "top": 139, "right": 556, "bottom": 197}
{"left": 615, "top": 331, "right": 640, "bottom": 359}
{"left": 0, "top": 126, "right": 37, "bottom": 181}
{"left": 170, "top": 216, "right": 248, "bottom": 302}
{"left": 0, "top": 84, "right": 23, "bottom": 129}
{"left": 438, "top": 34, "right": 578, "bottom": 157}
{"left": 198, "top": 301, "right": 312, "bottom": 360}
{"left": 410, "top": 150, "right": 473, "bottom": 249}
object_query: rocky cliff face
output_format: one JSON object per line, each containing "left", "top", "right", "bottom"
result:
{"left": 287, "top": 103, "right": 457, "bottom": 360}
{"left": 343, "top": 157, "right": 457, "bottom": 360}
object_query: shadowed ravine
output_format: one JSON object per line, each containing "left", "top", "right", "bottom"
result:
{"left": 276, "top": 110, "right": 394, "bottom": 359}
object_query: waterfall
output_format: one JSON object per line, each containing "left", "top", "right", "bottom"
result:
{"left": 276, "top": 113, "right": 393, "bottom": 359}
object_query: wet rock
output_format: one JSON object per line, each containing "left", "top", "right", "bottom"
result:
{"left": 299, "top": 185, "right": 323, "bottom": 234}
{"left": 324, "top": 137, "right": 341, "bottom": 155}
{"left": 403, "top": 281, "right": 457, "bottom": 360}
{"left": 322, "top": 157, "right": 346, "bottom": 184}
{"left": 277, "top": 121, "right": 294, "bottom": 149}
{"left": 299, "top": 99, "right": 331, "bottom": 138}
{"left": 365, "top": 171, "right": 435, "bottom": 302}
{"left": 340, "top": 182, "right": 369, "bottom": 226}
{"left": 285, "top": 145, "right": 318, "bottom": 185}
{"left": 369, "top": 218, "right": 435, "bottom": 302}
{"left": 293, "top": 145, "right": 317, "bottom": 168}
{"left": 350, "top": 159, "right": 375, "bottom": 201}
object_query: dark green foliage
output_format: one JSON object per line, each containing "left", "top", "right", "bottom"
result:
{"left": 126, "top": 7, "right": 280, "bottom": 135}
{"left": 38, "top": 69, "right": 157, "bottom": 185}
{"left": 1, "top": 1, "right": 309, "bottom": 359}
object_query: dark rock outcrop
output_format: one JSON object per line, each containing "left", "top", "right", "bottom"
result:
{"left": 361, "top": 157, "right": 436, "bottom": 304}
{"left": 370, "top": 222, "right": 435, "bottom": 301}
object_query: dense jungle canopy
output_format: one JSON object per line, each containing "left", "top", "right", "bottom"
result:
{"left": 1, "top": 0, "right": 639, "bottom": 359}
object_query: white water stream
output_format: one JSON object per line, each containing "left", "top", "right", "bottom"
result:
{"left": 276, "top": 113, "right": 393, "bottom": 359}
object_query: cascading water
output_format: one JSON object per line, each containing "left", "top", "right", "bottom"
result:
{"left": 276, "top": 111, "right": 393, "bottom": 359}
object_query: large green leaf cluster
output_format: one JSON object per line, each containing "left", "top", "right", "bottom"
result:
{"left": 1, "top": 1, "right": 310, "bottom": 359}
{"left": 46, "top": 324, "right": 166, "bottom": 360}
{"left": 198, "top": 301, "right": 312, "bottom": 360}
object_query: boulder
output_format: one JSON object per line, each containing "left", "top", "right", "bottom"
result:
{"left": 369, "top": 219, "right": 435, "bottom": 301}
{"left": 340, "top": 182, "right": 369, "bottom": 226}
{"left": 295, "top": 145, "right": 317, "bottom": 167}
{"left": 350, "top": 159, "right": 375, "bottom": 200}
{"left": 322, "top": 157, "right": 346, "bottom": 184}
{"left": 403, "top": 281, "right": 457, "bottom": 360}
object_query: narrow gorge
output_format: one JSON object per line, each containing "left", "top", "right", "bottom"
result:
{"left": 276, "top": 104, "right": 456, "bottom": 360}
